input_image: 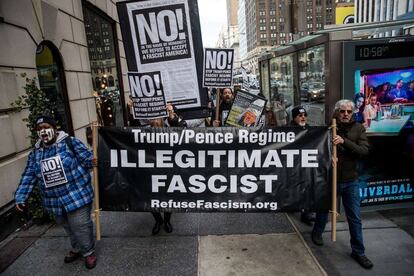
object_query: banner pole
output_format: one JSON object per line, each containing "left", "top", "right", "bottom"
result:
{"left": 331, "top": 118, "right": 337, "bottom": 242}
{"left": 215, "top": 88, "right": 221, "bottom": 122}
{"left": 92, "top": 121, "right": 101, "bottom": 241}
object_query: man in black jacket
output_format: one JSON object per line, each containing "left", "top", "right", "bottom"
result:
{"left": 290, "top": 106, "right": 315, "bottom": 225}
{"left": 212, "top": 88, "right": 234, "bottom": 127}
{"left": 311, "top": 99, "right": 373, "bottom": 269}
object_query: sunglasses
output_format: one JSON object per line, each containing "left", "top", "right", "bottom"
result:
{"left": 339, "top": 110, "right": 353, "bottom": 114}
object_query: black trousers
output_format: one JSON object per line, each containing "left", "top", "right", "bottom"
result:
{"left": 151, "top": 212, "right": 171, "bottom": 223}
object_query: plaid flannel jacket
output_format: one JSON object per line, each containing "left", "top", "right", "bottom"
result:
{"left": 15, "top": 131, "right": 94, "bottom": 216}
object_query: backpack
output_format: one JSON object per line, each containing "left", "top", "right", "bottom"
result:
{"left": 65, "top": 136, "right": 75, "bottom": 154}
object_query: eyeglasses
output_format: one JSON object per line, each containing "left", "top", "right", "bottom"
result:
{"left": 339, "top": 110, "right": 353, "bottom": 114}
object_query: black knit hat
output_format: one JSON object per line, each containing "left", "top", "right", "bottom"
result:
{"left": 35, "top": 115, "right": 57, "bottom": 128}
{"left": 291, "top": 106, "right": 307, "bottom": 118}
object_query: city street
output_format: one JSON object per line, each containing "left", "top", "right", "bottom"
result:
{"left": 1, "top": 208, "right": 413, "bottom": 275}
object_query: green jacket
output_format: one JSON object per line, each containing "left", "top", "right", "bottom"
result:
{"left": 336, "top": 121, "right": 369, "bottom": 182}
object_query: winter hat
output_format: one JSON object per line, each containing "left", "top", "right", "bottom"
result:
{"left": 291, "top": 106, "right": 307, "bottom": 118}
{"left": 35, "top": 115, "right": 57, "bottom": 128}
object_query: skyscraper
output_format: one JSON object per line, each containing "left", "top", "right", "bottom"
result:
{"left": 239, "top": 0, "right": 338, "bottom": 75}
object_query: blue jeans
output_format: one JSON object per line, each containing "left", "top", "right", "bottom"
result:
{"left": 313, "top": 180, "right": 365, "bottom": 256}
{"left": 55, "top": 204, "right": 95, "bottom": 257}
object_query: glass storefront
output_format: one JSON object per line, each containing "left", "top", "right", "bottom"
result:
{"left": 83, "top": 4, "right": 124, "bottom": 126}
{"left": 260, "top": 61, "right": 270, "bottom": 108}
{"left": 298, "top": 45, "right": 325, "bottom": 125}
{"left": 270, "top": 54, "right": 294, "bottom": 108}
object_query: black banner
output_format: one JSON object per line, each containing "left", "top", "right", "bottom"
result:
{"left": 98, "top": 127, "right": 331, "bottom": 212}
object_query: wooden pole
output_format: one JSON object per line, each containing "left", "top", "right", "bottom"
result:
{"left": 215, "top": 88, "right": 221, "bottom": 122}
{"left": 331, "top": 118, "right": 338, "bottom": 242}
{"left": 92, "top": 121, "right": 101, "bottom": 241}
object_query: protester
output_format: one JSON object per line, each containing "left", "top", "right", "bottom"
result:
{"left": 311, "top": 100, "right": 373, "bottom": 269}
{"left": 289, "top": 106, "right": 315, "bottom": 225}
{"left": 15, "top": 115, "right": 97, "bottom": 269}
{"left": 149, "top": 104, "right": 187, "bottom": 235}
{"left": 127, "top": 95, "right": 141, "bottom": 127}
{"left": 212, "top": 87, "right": 234, "bottom": 126}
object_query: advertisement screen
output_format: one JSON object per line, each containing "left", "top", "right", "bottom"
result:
{"left": 354, "top": 67, "right": 414, "bottom": 136}
{"left": 352, "top": 66, "right": 414, "bottom": 207}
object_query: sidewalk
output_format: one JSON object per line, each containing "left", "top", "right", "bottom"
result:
{"left": 290, "top": 208, "right": 414, "bottom": 276}
{"left": 1, "top": 209, "right": 413, "bottom": 275}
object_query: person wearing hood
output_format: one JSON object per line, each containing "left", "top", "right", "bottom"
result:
{"left": 15, "top": 115, "right": 97, "bottom": 269}
{"left": 311, "top": 100, "right": 373, "bottom": 269}
{"left": 289, "top": 106, "right": 315, "bottom": 225}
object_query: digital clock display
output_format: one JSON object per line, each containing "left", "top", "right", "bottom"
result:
{"left": 355, "top": 41, "right": 414, "bottom": 61}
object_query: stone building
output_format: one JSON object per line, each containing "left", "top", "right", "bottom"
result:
{"left": 0, "top": 0, "right": 130, "bottom": 212}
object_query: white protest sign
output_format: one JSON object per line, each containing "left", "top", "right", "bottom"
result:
{"left": 41, "top": 156, "right": 68, "bottom": 188}
{"left": 128, "top": 71, "right": 167, "bottom": 119}
{"left": 203, "top": 48, "right": 234, "bottom": 88}
{"left": 126, "top": 0, "right": 201, "bottom": 109}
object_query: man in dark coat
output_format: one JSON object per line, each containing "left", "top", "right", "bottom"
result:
{"left": 311, "top": 99, "right": 373, "bottom": 269}
{"left": 289, "top": 106, "right": 315, "bottom": 225}
{"left": 212, "top": 88, "right": 234, "bottom": 127}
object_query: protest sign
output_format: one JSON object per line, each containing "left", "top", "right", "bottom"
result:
{"left": 117, "top": 0, "right": 208, "bottom": 116}
{"left": 41, "top": 156, "right": 68, "bottom": 188}
{"left": 203, "top": 48, "right": 234, "bottom": 88}
{"left": 225, "top": 90, "right": 266, "bottom": 127}
{"left": 128, "top": 71, "right": 167, "bottom": 119}
{"left": 98, "top": 126, "right": 331, "bottom": 212}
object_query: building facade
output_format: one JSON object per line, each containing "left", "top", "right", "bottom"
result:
{"left": 355, "top": 0, "right": 414, "bottom": 36}
{"left": 239, "top": 0, "right": 338, "bottom": 75}
{"left": 0, "top": 0, "right": 130, "bottom": 211}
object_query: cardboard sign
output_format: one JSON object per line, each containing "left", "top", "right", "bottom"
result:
{"left": 118, "top": 0, "right": 204, "bottom": 110}
{"left": 128, "top": 71, "right": 167, "bottom": 119}
{"left": 225, "top": 90, "right": 266, "bottom": 127}
{"left": 41, "top": 156, "right": 68, "bottom": 188}
{"left": 203, "top": 48, "right": 234, "bottom": 88}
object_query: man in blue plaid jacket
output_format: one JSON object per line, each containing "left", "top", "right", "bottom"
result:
{"left": 15, "top": 115, "right": 97, "bottom": 269}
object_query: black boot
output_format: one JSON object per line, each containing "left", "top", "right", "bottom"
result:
{"left": 152, "top": 221, "right": 163, "bottom": 235}
{"left": 301, "top": 211, "right": 313, "bottom": 226}
{"left": 163, "top": 212, "right": 173, "bottom": 233}
{"left": 151, "top": 212, "right": 163, "bottom": 235}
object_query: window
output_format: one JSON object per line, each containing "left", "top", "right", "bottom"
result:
{"left": 83, "top": 3, "right": 124, "bottom": 127}
{"left": 298, "top": 45, "right": 326, "bottom": 124}
{"left": 36, "top": 42, "right": 73, "bottom": 133}
{"left": 269, "top": 54, "right": 294, "bottom": 120}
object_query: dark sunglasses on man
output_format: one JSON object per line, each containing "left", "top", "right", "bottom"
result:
{"left": 340, "top": 109, "right": 353, "bottom": 114}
